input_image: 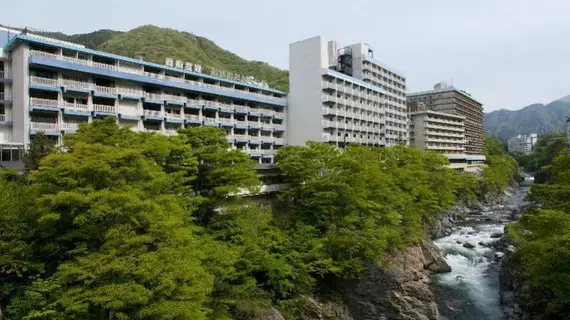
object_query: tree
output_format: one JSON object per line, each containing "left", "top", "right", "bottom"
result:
{"left": 23, "top": 133, "right": 56, "bottom": 172}
{"left": 10, "top": 120, "right": 215, "bottom": 319}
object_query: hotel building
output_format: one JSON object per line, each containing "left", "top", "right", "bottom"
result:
{"left": 288, "top": 36, "right": 408, "bottom": 147}
{"left": 0, "top": 28, "right": 287, "bottom": 168}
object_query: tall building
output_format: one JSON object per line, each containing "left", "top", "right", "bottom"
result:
{"left": 0, "top": 29, "right": 287, "bottom": 168}
{"left": 408, "top": 82, "right": 484, "bottom": 155}
{"left": 288, "top": 36, "right": 408, "bottom": 148}
{"left": 507, "top": 134, "right": 538, "bottom": 155}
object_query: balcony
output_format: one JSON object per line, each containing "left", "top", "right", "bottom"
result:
{"left": 61, "top": 122, "right": 84, "bottom": 132}
{"left": 144, "top": 110, "right": 164, "bottom": 118}
{"left": 234, "top": 134, "right": 249, "bottom": 140}
{"left": 219, "top": 118, "right": 235, "bottom": 125}
{"left": 30, "top": 76, "right": 59, "bottom": 87}
{"left": 273, "top": 124, "right": 285, "bottom": 131}
{"left": 274, "top": 138, "right": 285, "bottom": 145}
{"left": 144, "top": 92, "right": 162, "bottom": 101}
{"left": 118, "top": 87, "right": 143, "bottom": 97}
{"left": 92, "top": 61, "right": 117, "bottom": 71}
{"left": 61, "top": 79, "right": 91, "bottom": 90}
{"left": 162, "top": 94, "right": 186, "bottom": 103}
{"left": 93, "top": 104, "right": 117, "bottom": 114}
{"left": 165, "top": 112, "right": 183, "bottom": 120}
{"left": 31, "top": 122, "right": 59, "bottom": 132}
{"left": 235, "top": 120, "right": 248, "bottom": 127}
{"left": 30, "top": 98, "right": 60, "bottom": 108}
{"left": 184, "top": 114, "right": 200, "bottom": 122}
{"left": 95, "top": 85, "right": 118, "bottom": 95}
{"left": 63, "top": 102, "right": 90, "bottom": 113}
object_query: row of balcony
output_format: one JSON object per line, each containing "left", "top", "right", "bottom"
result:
{"left": 322, "top": 107, "right": 384, "bottom": 121}
{"left": 322, "top": 81, "right": 385, "bottom": 97}
{"left": 30, "top": 121, "right": 85, "bottom": 132}
{"left": 425, "top": 130, "right": 464, "bottom": 138}
{"left": 425, "top": 122, "right": 465, "bottom": 133}
{"left": 425, "top": 136, "right": 466, "bottom": 144}
{"left": 426, "top": 116, "right": 463, "bottom": 126}
{"left": 322, "top": 134, "right": 384, "bottom": 145}
{"left": 321, "top": 93, "right": 383, "bottom": 108}
{"left": 322, "top": 120, "right": 384, "bottom": 133}
{"left": 29, "top": 50, "right": 286, "bottom": 103}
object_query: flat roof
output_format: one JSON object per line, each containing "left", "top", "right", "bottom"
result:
{"left": 407, "top": 87, "right": 482, "bottom": 105}
{"left": 5, "top": 34, "right": 287, "bottom": 95}
{"left": 409, "top": 110, "right": 466, "bottom": 120}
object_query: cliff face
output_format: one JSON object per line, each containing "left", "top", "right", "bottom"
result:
{"left": 340, "top": 239, "right": 451, "bottom": 320}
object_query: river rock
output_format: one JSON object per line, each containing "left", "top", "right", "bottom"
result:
{"left": 491, "top": 232, "right": 503, "bottom": 238}
{"left": 462, "top": 242, "right": 475, "bottom": 249}
{"left": 342, "top": 239, "right": 449, "bottom": 320}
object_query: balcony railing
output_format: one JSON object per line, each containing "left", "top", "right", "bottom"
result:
{"left": 234, "top": 134, "right": 248, "bottom": 140}
{"left": 274, "top": 138, "right": 285, "bottom": 144}
{"left": 64, "top": 102, "right": 90, "bottom": 112}
{"left": 95, "top": 85, "right": 117, "bottom": 95}
{"left": 184, "top": 114, "right": 200, "bottom": 121}
{"left": 144, "top": 92, "right": 162, "bottom": 101}
{"left": 30, "top": 98, "right": 59, "bottom": 108}
{"left": 30, "top": 76, "right": 59, "bottom": 87}
{"left": 165, "top": 112, "right": 182, "bottom": 120}
{"left": 29, "top": 50, "right": 288, "bottom": 105}
{"left": 31, "top": 122, "right": 59, "bottom": 132}
{"left": 61, "top": 122, "right": 85, "bottom": 131}
{"left": 61, "top": 79, "right": 91, "bottom": 90}
{"left": 235, "top": 120, "right": 248, "bottom": 127}
{"left": 144, "top": 110, "right": 164, "bottom": 118}
{"left": 219, "top": 118, "right": 235, "bottom": 124}
{"left": 93, "top": 104, "right": 117, "bottom": 114}
{"left": 117, "top": 87, "right": 142, "bottom": 96}
{"left": 162, "top": 94, "right": 186, "bottom": 103}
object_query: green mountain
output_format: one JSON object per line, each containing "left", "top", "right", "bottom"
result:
{"left": 484, "top": 98, "right": 570, "bottom": 140}
{"left": 35, "top": 25, "right": 289, "bottom": 92}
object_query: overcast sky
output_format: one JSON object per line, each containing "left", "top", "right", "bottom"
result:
{"left": 3, "top": 0, "right": 569, "bottom": 112}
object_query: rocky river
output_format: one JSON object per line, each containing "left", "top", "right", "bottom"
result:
{"left": 430, "top": 183, "right": 532, "bottom": 320}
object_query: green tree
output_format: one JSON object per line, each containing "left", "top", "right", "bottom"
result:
{"left": 23, "top": 133, "right": 56, "bottom": 172}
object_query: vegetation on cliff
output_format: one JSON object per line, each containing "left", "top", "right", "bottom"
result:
{"left": 0, "top": 120, "right": 517, "bottom": 319}
{"left": 512, "top": 132, "right": 568, "bottom": 183}
{"left": 509, "top": 147, "right": 570, "bottom": 318}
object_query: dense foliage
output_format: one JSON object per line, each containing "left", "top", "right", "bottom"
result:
{"left": 480, "top": 136, "right": 520, "bottom": 198}
{"left": 484, "top": 98, "right": 570, "bottom": 139}
{"left": 512, "top": 132, "right": 568, "bottom": 183}
{"left": 509, "top": 149, "right": 570, "bottom": 318}
{"left": 0, "top": 119, "right": 517, "bottom": 319}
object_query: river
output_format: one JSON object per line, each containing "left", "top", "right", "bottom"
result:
{"left": 431, "top": 184, "right": 531, "bottom": 320}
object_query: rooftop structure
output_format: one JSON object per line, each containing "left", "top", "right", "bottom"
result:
{"left": 288, "top": 36, "right": 408, "bottom": 148}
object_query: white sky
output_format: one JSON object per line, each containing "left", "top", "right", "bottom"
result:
{"left": 3, "top": 0, "right": 570, "bottom": 112}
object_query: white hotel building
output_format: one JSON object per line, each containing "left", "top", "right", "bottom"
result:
{"left": 288, "top": 36, "right": 408, "bottom": 147}
{"left": 0, "top": 28, "right": 287, "bottom": 168}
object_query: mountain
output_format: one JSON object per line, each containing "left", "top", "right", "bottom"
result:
{"left": 484, "top": 98, "right": 570, "bottom": 140}
{"left": 31, "top": 25, "right": 288, "bottom": 92}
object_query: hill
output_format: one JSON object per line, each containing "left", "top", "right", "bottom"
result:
{"left": 484, "top": 98, "right": 570, "bottom": 139}
{"left": 33, "top": 25, "right": 289, "bottom": 92}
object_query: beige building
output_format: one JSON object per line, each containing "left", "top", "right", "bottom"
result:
{"left": 408, "top": 82, "right": 484, "bottom": 155}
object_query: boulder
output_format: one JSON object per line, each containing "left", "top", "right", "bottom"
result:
{"left": 462, "top": 242, "right": 475, "bottom": 249}
{"left": 491, "top": 232, "right": 503, "bottom": 238}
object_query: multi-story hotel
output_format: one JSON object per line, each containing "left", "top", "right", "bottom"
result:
{"left": 507, "top": 133, "right": 538, "bottom": 155}
{"left": 288, "top": 36, "right": 408, "bottom": 147}
{"left": 0, "top": 28, "right": 287, "bottom": 168}
{"left": 408, "top": 82, "right": 484, "bottom": 155}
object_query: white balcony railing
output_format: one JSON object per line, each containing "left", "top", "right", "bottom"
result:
{"left": 61, "top": 122, "right": 85, "bottom": 131}
{"left": 61, "top": 79, "right": 91, "bottom": 90}
{"left": 165, "top": 112, "right": 182, "bottom": 120}
{"left": 235, "top": 120, "right": 248, "bottom": 127}
{"left": 31, "top": 122, "right": 59, "bottom": 132}
{"left": 162, "top": 94, "right": 186, "bottom": 103}
{"left": 30, "top": 98, "right": 59, "bottom": 108}
{"left": 144, "top": 110, "right": 164, "bottom": 118}
{"left": 144, "top": 92, "right": 162, "bottom": 101}
{"left": 30, "top": 76, "right": 59, "bottom": 87}
{"left": 95, "top": 85, "right": 117, "bottom": 95}
{"left": 273, "top": 124, "right": 285, "bottom": 131}
{"left": 184, "top": 114, "right": 200, "bottom": 121}
{"left": 63, "top": 102, "right": 90, "bottom": 112}
{"left": 219, "top": 118, "right": 235, "bottom": 124}
{"left": 28, "top": 50, "right": 288, "bottom": 105}
{"left": 117, "top": 87, "right": 142, "bottom": 96}
{"left": 93, "top": 104, "right": 117, "bottom": 114}
{"left": 234, "top": 134, "right": 248, "bottom": 140}
{"left": 274, "top": 138, "right": 285, "bottom": 144}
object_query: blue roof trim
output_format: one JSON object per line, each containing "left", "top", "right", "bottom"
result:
{"left": 203, "top": 122, "right": 219, "bottom": 127}
{"left": 0, "top": 78, "right": 12, "bottom": 84}
{"left": 0, "top": 121, "right": 13, "bottom": 126}
{"left": 166, "top": 101, "right": 184, "bottom": 106}
{"left": 249, "top": 140, "right": 261, "bottom": 145}
{"left": 185, "top": 104, "right": 201, "bottom": 110}
{"left": 236, "top": 139, "right": 249, "bottom": 143}
{"left": 0, "top": 100, "right": 12, "bottom": 105}
{"left": 63, "top": 87, "right": 90, "bottom": 94}
{"left": 29, "top": 106, "right": 60, "bottom": 113}
{"left": 119, "top": 114, "right": 141, "bottom": 121}
{"left": 29, "top": 85, "right": 61, "bottom": 92}
{"left": 220, "top": 123, "right": 234, "bottom": 127}
{"left": 30, "top": 129, "right": 60, "bottom": 136}
{"left": 119, "top": 95, "right": 141, "bottom": 101}
{"left": 143, "top": 116, "right": 164, "bottom": 122}
{"left": 29, "top": 56, "right": 287, "bottom": 107}
{"left": 185, "top": 120, "right": 202, "bottom": 125}
{"left": 235, "top": 109, "right": 248, "bottom": 115}
{"left": 249, "top": 112, "right": 261, "bottom": 117}
{"left": 261, "top": 141, "right": 272, "bottom": 144}
{"left": 8, "top": 35, "right": 286, "bottom": 95}
{"left": 260, "top": 113, "right": 272, "bottom": 118}
{"left": 235, "top": 125, "right": 248, "bottom": 130}
{"left": 93, "top": 92, "right": 118, "bottom": 99}
{"left": 63, "top": 109, "right": 90, "bottom": 116}
{"left": 94, "top": 112, "right": 118, "bottom": 117}
{"left": 143, "top": 99, "right": 164, "bottom": 105}
{"left": 203, "top": 106, "right": 219, "bottom": 111}
{"left": 219, "top": 108, "right": 234, "bottom": 114}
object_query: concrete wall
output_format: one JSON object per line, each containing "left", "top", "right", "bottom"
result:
{"left": 288, "top": 36, "right": 327, "bottom": 145}
{"left": 10, "top": 44, "right": 29, "bottom": 145}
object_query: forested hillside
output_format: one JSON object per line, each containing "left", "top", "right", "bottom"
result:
{"left": 484, "top": 98, "right": 570, "bottom": 139}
